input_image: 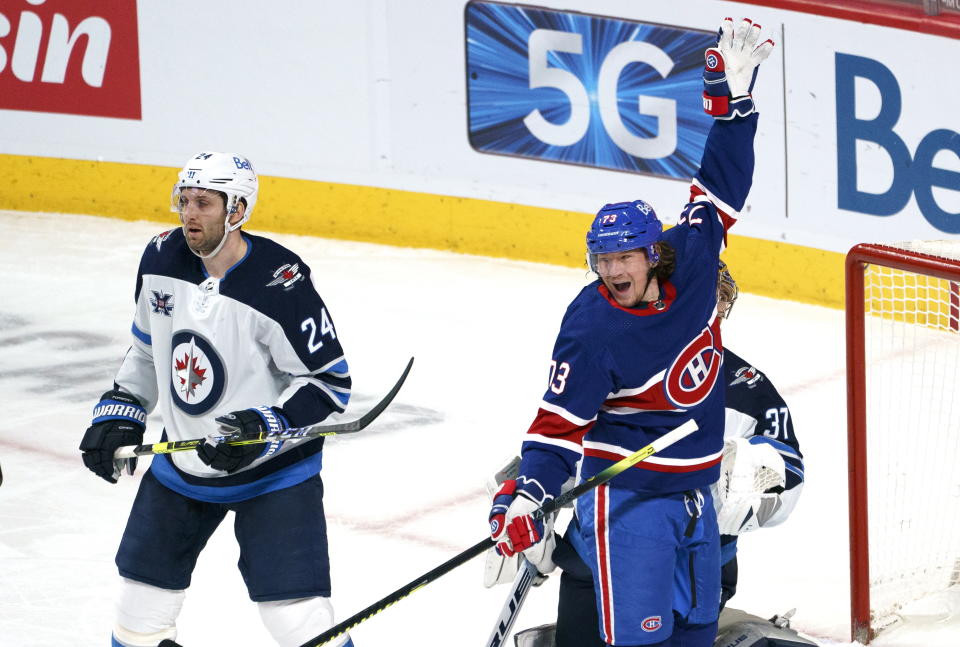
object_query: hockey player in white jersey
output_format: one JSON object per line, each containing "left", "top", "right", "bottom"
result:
{"left": 79, "top": 152, "right": 354, "bottom": 647}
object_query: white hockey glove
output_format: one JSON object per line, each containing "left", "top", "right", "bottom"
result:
{"left": 485, "top": 456, "right": 523, "bottom": 587}
{"left": 715, "top": 437, "right": 786, "bottom": 535}
{"left": 487, "top": 471, "right": 557, "bottom": 585}
{"left": 484, "top": 458, "right": 566, "bottom": 587}
{"left": 702, "top": 17, "right": 774, "bottom": 119}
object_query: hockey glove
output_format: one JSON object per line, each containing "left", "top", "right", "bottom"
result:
{"left": 702, "top": 17, "right": 774, "bottom": 120}
{"left": 714, "top": 437, "right": 786, "bottom": 534}
{"left": 489, "top": 477, "right": 557, "bottom": 575}
{"left": 80, "top": 389, "right": 146, "bottom": 483}
{"left": 197, "top": 406, "right": 288, "bottom": 474}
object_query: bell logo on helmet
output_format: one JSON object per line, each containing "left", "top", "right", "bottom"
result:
{"left": 233, "top": 156, "right": 252, "bottom": 171}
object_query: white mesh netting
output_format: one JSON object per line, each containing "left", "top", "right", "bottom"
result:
{"left": 861, "top": 241, "right": 960, "bottom": 633}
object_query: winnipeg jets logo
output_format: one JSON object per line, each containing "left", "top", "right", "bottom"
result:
{"left": 664, "top": 319, "right": 723, "bottom": 409}
{"left": 730, "top": 365, "right": 764, "bottom": 388}
{"left": 150, "top": 290, "right": 174, "bottom": 316}
{"left": 175, "top": 347, "right": 206, "bottom": 399}
{"left": 266, "top": 263, "right": 304, "bottom": 289}
{"left": 169, "top": 331, "right": 225, "bottom": 415}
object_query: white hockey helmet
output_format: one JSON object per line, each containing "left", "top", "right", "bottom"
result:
{"left": 171, "top": 152, "right": 258, "bottom": 229}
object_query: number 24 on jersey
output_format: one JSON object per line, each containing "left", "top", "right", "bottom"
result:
{"left": 301, "top": 308, "right": 336, "bottom": 353}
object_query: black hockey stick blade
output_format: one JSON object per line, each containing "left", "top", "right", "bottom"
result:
{"left": 300, "top": 419, "right": 698, "bottom": 647}
{"left": 114, "top": 357, "right": 415, "bottom": 459}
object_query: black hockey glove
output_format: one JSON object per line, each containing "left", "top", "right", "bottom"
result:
{"left": 79, "top": 390, "right": 146, "bottom": 484}
{"left": 197, "top": 406, "right": 289, "bottom": 474}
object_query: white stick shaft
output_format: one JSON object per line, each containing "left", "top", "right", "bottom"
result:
{"left": 484, "top": 558, "right": 539, "bottom": 647}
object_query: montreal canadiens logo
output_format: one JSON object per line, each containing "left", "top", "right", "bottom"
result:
{"left": 641, "top": 616, "right": 662, "bottom": 632}
{"left": 169, "top": 330, "right": 226, "bottom": 415}
{"left": 664, "top": 321, "right": 722, "bottom": 409}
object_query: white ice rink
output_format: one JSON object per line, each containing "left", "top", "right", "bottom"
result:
{"left": 1, "top": 211, "right": 957, "bottom": 647}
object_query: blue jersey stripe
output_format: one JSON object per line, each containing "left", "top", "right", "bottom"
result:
{"left": 150, "top": 452, "right": 323, "bottom": 503}
{"left": 131, "top": 321, "right": 151, "bottom": 345}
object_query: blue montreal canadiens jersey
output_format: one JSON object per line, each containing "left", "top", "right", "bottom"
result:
{"left": 518, "top": 115, "right": 759, "bottom": 498}
{"left": 113, "top": 228, "right": 350, "bottom": 503}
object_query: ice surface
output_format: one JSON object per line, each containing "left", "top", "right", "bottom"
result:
{"left": 0, "top": 212, "right": 957, "bottom": 646}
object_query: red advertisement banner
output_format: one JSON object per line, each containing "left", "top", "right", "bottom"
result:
{"left": 0, "top": 0, "right": 141, "bottom": 119}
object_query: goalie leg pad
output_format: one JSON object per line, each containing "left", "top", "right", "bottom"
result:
{"left": 113, "top": 578, "right": 184, "bottom": 646}
{"left": 258, "top": 596, "right": 353, "bottom": 647}
{"left": 513, "top": 623, "right": 556, "bottom": 647}
{"left": 716, "top": 608, "right": 819, "bottom": 647}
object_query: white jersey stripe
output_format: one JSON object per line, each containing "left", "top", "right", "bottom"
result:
{"left": 583, "top": 440, "right": 722, "bottom": 466}
{"left": 539, "top": 400, "right": 596, "bottom": 427}
{"left": 525, "top": 433, "right": 584, "bottom": 455}
{"left": 691, "top": 178, "right": 739, "bottom": 219}
{"left": 605, "top": 370, "right": 666, "bottom": 399}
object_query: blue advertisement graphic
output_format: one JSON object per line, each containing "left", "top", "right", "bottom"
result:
{"left": 465, "top": 2, "right": 715, "bottom": 179}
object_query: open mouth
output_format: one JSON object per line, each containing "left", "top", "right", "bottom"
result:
{"left": 613, "top": 281, "right": 631, "bottom": 293}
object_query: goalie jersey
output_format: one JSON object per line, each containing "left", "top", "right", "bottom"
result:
{"left": 114, "top": 228, "right": 350, "bottom": 503}
{"left": 722, "top": 348, "right": 804, "bottom": 522}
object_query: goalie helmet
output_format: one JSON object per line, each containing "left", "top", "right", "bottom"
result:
{"left": 170, "top": 152, "right": 259, "bottom": 229}
{"left": 586, "top": 200, "right": 662, "bottom": 272}
{"left": 717, "top": 260, "right": 739, "bottom": 319}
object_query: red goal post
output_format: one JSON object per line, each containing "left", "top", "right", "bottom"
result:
{"left": 846, "top": 242, "right": 960, "bottom": 643}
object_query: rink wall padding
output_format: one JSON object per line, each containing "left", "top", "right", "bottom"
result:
{"left": 0, "top": 153, "right": 845, "bottom": 308}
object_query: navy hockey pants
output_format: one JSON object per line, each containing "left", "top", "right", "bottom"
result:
{"left": 116, "top": 470, "right": 331, "bottom": 601}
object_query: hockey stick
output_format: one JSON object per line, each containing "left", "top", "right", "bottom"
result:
{"left": 300, "top": 418, "right": 699, "bottom": 647}
{"left": 485, "top": 557, "right": 540, "bottom": 647}
{"left": 113, "top": 357, "right": 414, "bottom": 460}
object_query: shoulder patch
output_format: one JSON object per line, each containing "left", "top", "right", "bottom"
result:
{"left": 266, "top": 262, "right": 305, "bottom": 289}
{"left": 729, "top": 364, "right": 765, "bottom": 388}
{"left": 151, "top": 228, "right": 177, "bottom": 252}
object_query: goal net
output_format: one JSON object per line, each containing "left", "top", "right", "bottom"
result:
{"left": 846, "top": 241, "right": 960, "bottom": 643}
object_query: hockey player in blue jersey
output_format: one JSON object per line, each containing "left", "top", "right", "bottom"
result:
{"left": 488, "top": 18, "right": 774, "bottom": 646}
{"left": 79, "top": 152, "right": 354, "bottom": 647}
{"left": 491, "top": 263, "right": 809, "bottom": 647}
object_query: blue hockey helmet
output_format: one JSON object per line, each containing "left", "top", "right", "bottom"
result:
{"left": 586, "top": 200, "right": 662, "bottom": 272}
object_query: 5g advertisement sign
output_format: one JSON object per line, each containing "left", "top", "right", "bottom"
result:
{"left": 465, "top": 2, "right": 715, "bottom": 180}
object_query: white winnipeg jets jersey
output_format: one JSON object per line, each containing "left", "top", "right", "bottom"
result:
{"left": 114, "top": 228, "right": 350, "bottom": 502}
